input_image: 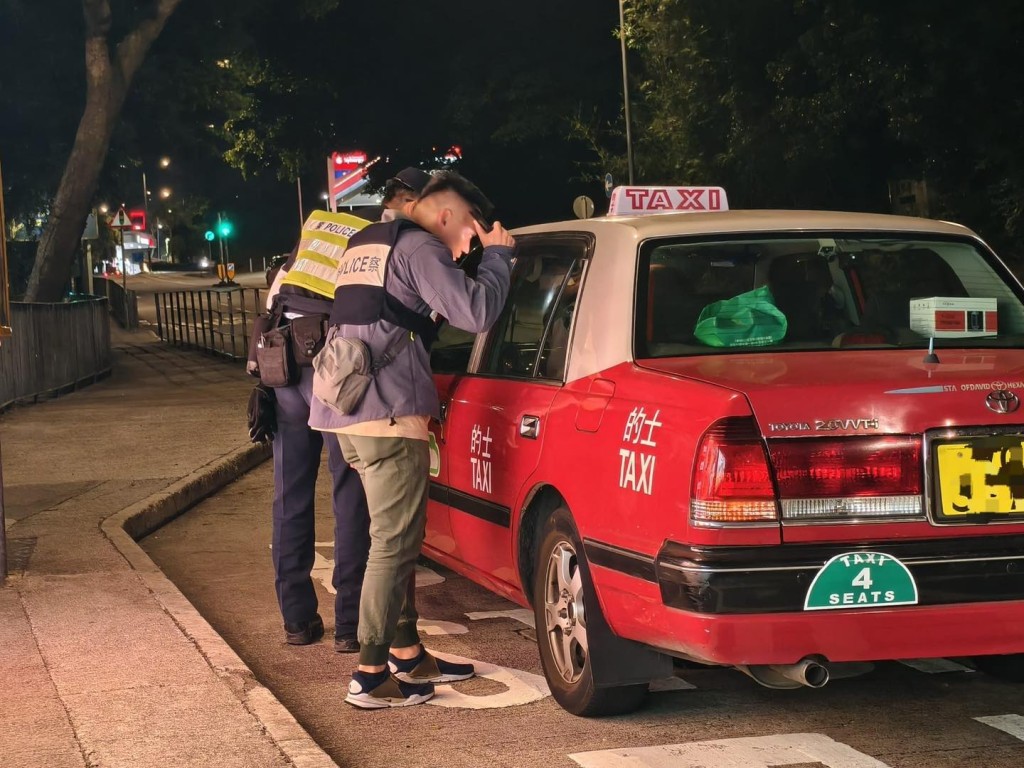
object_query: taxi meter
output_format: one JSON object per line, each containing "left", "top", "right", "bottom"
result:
{"left": 608, "top": 185, "right": 729, "bottom": 216}
{"left": 910, "top": 296, "right": 998, "bottom": 338}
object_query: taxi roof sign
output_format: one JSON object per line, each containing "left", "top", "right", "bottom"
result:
{"left": 608, "top": 186, "right": 729, "bottom": 217}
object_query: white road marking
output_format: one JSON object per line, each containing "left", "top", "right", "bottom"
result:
{"left": 311, "top": 551, "right": 335, "bottom": 594}
{"left": 426, "top": 651, "right": 551, "bottom": 710}
{"left": 415, "top": 563, "right": 446, "bottom": 587}
{"left": 649, "top": 676, "right": 696, "bottom": 692}
{"left": 309, "top": 549, "right": 550, "bottom": 708}
{"left": 975, "top": 714, "right": 1024, "bottom": 741}
{"left": 310, "top": 550, "right": 445, "bottom": 596}
{"left": 466, "top": 608, "right": 536, "bottom": 629}
{"left": 417, "top": 618, "right": 468, "bottom": 636}
{"left": 899, "top": 658, "right": 974, "bottom": 674}
{"left": 569, "top": 733, "right": 892, "bottom": 768}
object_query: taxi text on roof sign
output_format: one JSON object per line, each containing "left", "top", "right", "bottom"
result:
{"left": 608, "top": 185, "right": 729, "bottom": 216}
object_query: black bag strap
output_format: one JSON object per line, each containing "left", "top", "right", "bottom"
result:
{"left": 370, "top": 330, "right": 416, "bottom": 374}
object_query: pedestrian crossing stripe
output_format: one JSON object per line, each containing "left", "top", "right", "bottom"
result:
{"left": 975, "top": 714, "right": 1024, "bottom": 741}
{"left": 899, "top": 658, "right": 974, "bottom": 674}
{"left": 569, "top": 733, "right": 891, "bottom": 768}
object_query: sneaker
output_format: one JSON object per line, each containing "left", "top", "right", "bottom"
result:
{"left": 334, "top": 635, "right": 360, "bottom": 653}
{"left": 284, "top": 614, "right": 324, "bottom": 645}
{"left": 388, "top": 648, "right": 475, "bottom": 683}
{"left": 345, "top": 670, "right": 434, "bottom": 709}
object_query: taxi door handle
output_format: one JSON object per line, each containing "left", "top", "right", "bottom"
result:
{"left": 520, "top": 415, "right": 541, "bottom": 439}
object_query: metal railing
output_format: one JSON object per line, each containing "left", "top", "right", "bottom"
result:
{"left": 0, "top": 297, "right": 112, "bottom": 411}
{"left": 94, "top": 276, "right": 139, "bottom": 329}
{"left": 154, "top": 287, "right": 265, "bottom": 361}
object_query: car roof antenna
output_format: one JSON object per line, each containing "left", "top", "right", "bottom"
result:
{"left": 923, "top": 336, "right": 941, "bottom": 365}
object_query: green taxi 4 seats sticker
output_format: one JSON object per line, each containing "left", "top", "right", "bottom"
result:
{"left": 804, "top": 552, "right": 919, "bottom": 611}
{"left": 428, "top": 432, "right": 440, "bottom": 478}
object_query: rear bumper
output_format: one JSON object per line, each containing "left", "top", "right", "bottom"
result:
{"left": 598, "top": 589, "right": 1024, "bottom": 665}
{"left": 584, "top": 535, "right": 1024, "bottom": 665}
{"left": 655, "top": 536, "right": 1024, "bottom": 613}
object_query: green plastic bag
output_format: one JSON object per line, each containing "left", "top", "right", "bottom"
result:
{"left": 693, "top": 285, "right": 788, "bottom": 348}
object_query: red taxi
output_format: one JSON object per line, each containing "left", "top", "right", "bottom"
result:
{"left": 423, "top": 186, "right": 1024, "bottom": 716}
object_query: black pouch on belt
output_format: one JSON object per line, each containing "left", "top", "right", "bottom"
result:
{"left": 255, "top": 326, "right": 296, "bottom": 387}
{"left": 247, "top": 313, "right": 276, "bottom": 373}
{"left": 289, "top": 314, "right": 327, "bottom": 367}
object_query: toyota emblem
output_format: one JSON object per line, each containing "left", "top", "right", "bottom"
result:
{"left": 985, "top": 389, "right": 1021, "bottom": 414}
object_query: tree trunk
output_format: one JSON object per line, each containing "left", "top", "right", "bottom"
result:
{"left": 24, "top": 78, "right": 123, "bottom": 301}
{"left": 24, "top": 0, "right": 183, "bottom": 302}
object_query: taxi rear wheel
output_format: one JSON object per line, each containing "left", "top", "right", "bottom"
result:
{"left": 972, "top": 653, "right": 1024, "bottom": 682}
{"left": 532, "top": 506, "right": 648, "bottom": 716}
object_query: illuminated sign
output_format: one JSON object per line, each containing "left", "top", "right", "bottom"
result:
{"left": 327, "top": 150, "right": 380, "bottom": 208}
{"left": 607, "top": 186, "right": 729, "bottom": 216}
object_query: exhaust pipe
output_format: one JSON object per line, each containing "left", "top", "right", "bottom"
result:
{"left": 736, "top": 658, "right": 830, "bottom": 689}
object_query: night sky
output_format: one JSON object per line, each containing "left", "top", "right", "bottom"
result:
{"left": 131, "top": 0, "right": 624, "bottom": 262}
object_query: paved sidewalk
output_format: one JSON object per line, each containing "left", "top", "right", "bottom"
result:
{"left": 0, "top": 325, "right": 336, "bottom": 768}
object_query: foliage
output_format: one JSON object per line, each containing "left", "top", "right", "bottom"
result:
{"left": 618, "top": 0, "right": 1024, "bottom": 256}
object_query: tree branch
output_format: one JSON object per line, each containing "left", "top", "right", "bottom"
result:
{"left": 115, "top": 0, "right": 185, "bottom": 82}
{"left": 82, "top": 0, "right": 112, "bottom": 39}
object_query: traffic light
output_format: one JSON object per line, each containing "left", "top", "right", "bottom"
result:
{"left": 204, "top": 230, "right": 215, "bottom": 242}
{"left": 217, "top": 219, "right": 233, "bottom": 238}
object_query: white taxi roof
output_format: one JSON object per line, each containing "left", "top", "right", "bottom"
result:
{"left": 513, "top": 209, "right": 976, "bottom": 239}
{"left": 511, "top": 209, "right": 982, "bottom": 385}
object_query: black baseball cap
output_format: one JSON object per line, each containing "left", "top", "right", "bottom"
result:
{"left": 390, "top": 167, "right": 433, "bottom": 195}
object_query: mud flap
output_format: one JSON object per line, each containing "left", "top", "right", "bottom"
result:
{"left": 578, "top": 547, "right": 673, "bottom": 687}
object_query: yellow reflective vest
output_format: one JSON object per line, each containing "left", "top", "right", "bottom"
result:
{"left": 280, "top": 210, "right": 371, "bottom": 299}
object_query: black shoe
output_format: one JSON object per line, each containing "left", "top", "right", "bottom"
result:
{"left": 334, "top": 636, "right": 360, "bottom": 653}
{"left": 345, "top": 670, "right": 434, "bottom": 709}
{"left": 284, "top": 614, "right": 324, "bottom": 645}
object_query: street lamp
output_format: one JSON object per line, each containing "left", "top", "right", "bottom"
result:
{"left": 619, "top": 0, "right": 636, "bottom": 185}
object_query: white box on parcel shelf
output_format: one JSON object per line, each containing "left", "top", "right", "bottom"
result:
{"left": 909, "top": 296, "right": 998, "bottom": 338}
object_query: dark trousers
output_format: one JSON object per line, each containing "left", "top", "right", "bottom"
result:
{"left": 272, "top": 366, "right": 369, "bottom": 636}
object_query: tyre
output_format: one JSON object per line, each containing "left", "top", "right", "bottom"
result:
{"left": 532, "top": 506, "right": 648, "bottom": 716}
{"left": 973, "top": 653, "right": 1024, "bottom": 682}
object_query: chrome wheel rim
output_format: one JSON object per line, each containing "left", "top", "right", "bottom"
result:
{"left": 542, "top": 539, "right": 588, "bottom": 684}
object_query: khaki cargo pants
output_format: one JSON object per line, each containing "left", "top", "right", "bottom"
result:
{"left": 335, "top": 434, "right": 429, "bottom": 666}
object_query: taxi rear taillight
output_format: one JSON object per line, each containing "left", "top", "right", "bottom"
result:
{"left": 691, "top": 421, "right": 924, "bottom": 525}
{"left": 769, "top": 436, "right": 923, "bottom": 521}
{"left": 691, "top": 418, "right": 778, "bottom": 525}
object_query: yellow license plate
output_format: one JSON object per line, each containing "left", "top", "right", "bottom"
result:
{"left": 935, "top": 436, "right": 1024, "bottom": 517}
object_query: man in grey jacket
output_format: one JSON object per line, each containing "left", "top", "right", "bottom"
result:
{"left": 310, "top": 172, "right": 515, "bottom": 708}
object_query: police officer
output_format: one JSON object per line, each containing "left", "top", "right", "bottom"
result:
{"left": 309, "top": 171, "right": 515, "bottom": 707}
{"left": 258, "top": 168, "right": 432, "bottom": 650}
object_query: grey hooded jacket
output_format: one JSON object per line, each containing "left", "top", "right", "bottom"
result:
{"left": 308, "top": 223, "right": 513, "bottom": 431}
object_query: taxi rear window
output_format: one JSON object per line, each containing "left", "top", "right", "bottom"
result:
{"left": 636, "top": 234, "right": 1024, "bottom": 357}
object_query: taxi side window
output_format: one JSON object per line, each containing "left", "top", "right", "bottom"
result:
{"left": 537, "top": 259, "right": 584, "bottom": 380}
{"left": 430, "top": 322, "right": 476, "bottom": 374}
{"left": 481, "top": 241, "right": 585, "bottom": 379}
